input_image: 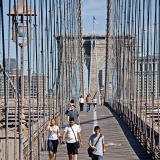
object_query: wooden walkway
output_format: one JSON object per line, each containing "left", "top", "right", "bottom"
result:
{"left": 41, "top": 105, "right": 151, "bottom": 160}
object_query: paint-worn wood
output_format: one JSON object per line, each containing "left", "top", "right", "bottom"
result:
{"left": 41, "top": 105, "right": 151, "bottom": 160}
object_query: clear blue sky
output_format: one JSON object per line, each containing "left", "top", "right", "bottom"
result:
{"left": 82, "top": 0, "right": 106, "bottom": 35}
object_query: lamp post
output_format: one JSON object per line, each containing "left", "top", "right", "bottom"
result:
{"left": 7, "top": 1, "right": 34, "bottom": 108}
{"left": 7, "top": 0, "right": 34, "bottom": 105}
{"left": 7, "top": 0, "right": 35, "bottom": 159}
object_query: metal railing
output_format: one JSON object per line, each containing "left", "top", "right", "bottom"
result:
{"left": 105, "top": 0, "right": 160, "bottom": 159}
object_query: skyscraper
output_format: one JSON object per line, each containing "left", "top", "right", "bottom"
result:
{"left": 4, "top": 58, "right": 16, "bottom": 72}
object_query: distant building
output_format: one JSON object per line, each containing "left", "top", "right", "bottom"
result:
{"left": 108, "top": 82, "right": 113, "bottom": 98}
{"left": 0, "top": 70, "right": 46, "bottom": 99}
{"left": 99, "top": 69, "right": 105, "bottom": 88}
{"left": 24, "top": 74, "right": 46, "bottom": 98}
{"left": 4, "top": 58, "right": 16, "bottom": 72}
{"left": 0, "top": 74, "right": 15, "bottom": 98}
{"left": 136, "top": 54, "right": 159, "bottom": 99}
{"left": 102, "top": 69, "right": 105, "bottom": 86}
{"left": 99, "top": 70, "right": 103, "bottom": 88}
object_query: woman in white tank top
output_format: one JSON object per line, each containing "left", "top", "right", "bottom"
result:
{"left": 45, "top": 118, "right": 61, "bottom": 160}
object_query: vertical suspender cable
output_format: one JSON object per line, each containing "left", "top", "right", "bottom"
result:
{"left": 105, "top": 0, "right": 111, "bottom": 103}
{"left": 6, "top": 0, "right": 11, "bottom": 157}
{"left": 13, "top": 0, "right": 22, "bottom": 159}
{"left": 0, "top": 0, "right": 8, "bottom": 159}
{"left": 34, "top": 0, "right": 41, "bottom": 158}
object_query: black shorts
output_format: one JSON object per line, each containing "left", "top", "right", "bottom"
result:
{"left": 67, "top": 142, "right": 78, "bottom": 155}
{"left": 93, "top": 103, "right": 97, "bottom": 106}
{"left": 47, "top": 139, "right": 59, "bottom": 153}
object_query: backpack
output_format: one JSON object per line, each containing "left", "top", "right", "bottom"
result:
{"left": 65, "top": 109, "right": 69, "bottom": 115}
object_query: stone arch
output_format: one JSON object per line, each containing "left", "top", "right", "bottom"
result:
{"left": 98, "top": 56, "right": 106, "bottom": 71}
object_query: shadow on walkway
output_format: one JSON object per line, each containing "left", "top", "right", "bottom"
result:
{"left": 80, "top": 116, "right": 114, "bottom": 125}
{"left": 106, "top": 105, "right": 152, "bottom": 160}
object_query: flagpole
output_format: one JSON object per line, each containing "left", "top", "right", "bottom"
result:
{"left": 93, "top": 21, "right": 94, "bottom": 34}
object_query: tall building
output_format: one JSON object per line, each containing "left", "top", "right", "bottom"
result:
{"left": 0, "top": 74, "right": 15, "bottom": 98}
{"left": 102, "top": 69, "right": 105, "bottom": 86}
{"left": 108, "top": 82, "right": 113, "bottom": 98}
{"left": 4, "top": 58, "right": 16, "bottom": 72}
{"left": 0, "top": 71, "right": 46, "bottom": 99}
{"left": 99, "top": 70, "right": 103, "bottom": 88}
{"left": 99, "top": 69, "right": 105, "bottom": 88}
{"left": 136, "top": 54, "right": 159, "bottom": 99}
{"left": 24, "top": 74, "right": 46, "bottom": 98}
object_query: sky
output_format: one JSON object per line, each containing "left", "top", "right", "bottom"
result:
{"left": 0, "top": 0, "right": 107, "bottom": 90}
{"left": 82, "top": 0, "right": 106, "bottom": 35}
{"left": 82, "top": 0, "right": 106, "bottom": 89}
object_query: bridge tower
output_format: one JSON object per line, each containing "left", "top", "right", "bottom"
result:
{"left": 83, "top": 35, "right": 113, "bottom": 102}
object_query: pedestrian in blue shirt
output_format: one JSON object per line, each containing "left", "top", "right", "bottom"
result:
{"left": 67, "top": 104, "right": 80, "bottom": 125}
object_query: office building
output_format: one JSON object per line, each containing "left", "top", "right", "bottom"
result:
{"left": 5, "top": 58, "right": 16, "bottom": 73}
{"left": 99, "top": 69, "right": 105, "bottom": 88}
{"left": 0, "top": 71, "right": 46, "bottom": 99}
{"left": 136, "top": 54, "right": 159, "bottom": 99}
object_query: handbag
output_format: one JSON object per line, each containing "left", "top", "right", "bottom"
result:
{"left": 88, "top": 134, "right": 102, "bottom": 157}
{"left": 70, "top": 125, "right": 80, "bottom": 148}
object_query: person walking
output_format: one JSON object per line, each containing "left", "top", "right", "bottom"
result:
{"left": 92, "top": 96, "right": 97, "bottom": 111}
{"left": 88, "top": 126, "right": 106, "bottom": 160}
{"left": 65, "top": 99, "right": 74, "bottom": 115}
{"left": 69, "top": 99, "right": 74, "bottom": 110}
{"left": 67, "top": 104, "right": 80, "bottom": 125}
{"left": 45, "top": 118, "right": 61, "bottom": 160}
{"left": 79, "top": 95, "right": 84, "bottom": 112}
{"left": 62, "top": 117, "right": 83, "bottom": 160}
{"left": 86, "top": 94, "right": 92, "bottom": 112}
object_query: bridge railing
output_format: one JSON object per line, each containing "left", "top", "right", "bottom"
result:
{"left": 104, "top": 0, "right": 160, "bottom": 159}
{"left": 106, "top": 101, "right": 160, "bottom": 159}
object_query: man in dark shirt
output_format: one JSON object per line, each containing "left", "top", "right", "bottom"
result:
{"left": 68, "top": 104, "right": 80, "bottom": 125}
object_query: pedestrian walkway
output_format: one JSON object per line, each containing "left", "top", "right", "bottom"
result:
{"left": 41, "top": 105, "right": 151, "bottom": 160}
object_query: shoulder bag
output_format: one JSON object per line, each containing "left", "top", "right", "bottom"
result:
{"left": 88, "top": 134, "right": 102, "bottom": 157}
{"left": 70, "top": 125, "right": 80, "bottom": 148}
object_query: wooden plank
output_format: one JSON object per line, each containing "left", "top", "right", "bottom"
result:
{"left": 41, "top": 105, "right": 151, "bottom": 160}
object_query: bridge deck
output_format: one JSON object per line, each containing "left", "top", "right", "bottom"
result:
{"left": 41, "top": 105, "right": 151, "bottom": 160}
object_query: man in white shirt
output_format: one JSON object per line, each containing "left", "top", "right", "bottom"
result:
{"left": 62, "top": 117, "right": 83, "bottom": 160}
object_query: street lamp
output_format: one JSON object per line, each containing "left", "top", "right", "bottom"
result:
{"left": 7, "top": 1, "right": 35, "bottom": 159}
{"left": 7, "top": 0, "right": 35, "bottom": 122}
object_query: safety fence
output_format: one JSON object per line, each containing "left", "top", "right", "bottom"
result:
{"left": 0, "top": 0, "right": 83, "bottom": 159}
{"left": 105, "top": 0, "right": 160, "bottom": 159}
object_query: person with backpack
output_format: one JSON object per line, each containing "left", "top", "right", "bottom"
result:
{"left": 88, "top": 126, "right": 106, "bottom": 160}
{"left": 45, "top": 118, "right": 61, "bottom": 160}
{"left": 67, "top": 104, "right": 80, "bottom": 125}
{"left": 65, "top": 99, "right": 75, "bottom": 116}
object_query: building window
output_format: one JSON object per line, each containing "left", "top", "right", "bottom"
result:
{"left": 149, "top": 64, "right": 152, "bottom": 71}
{"left": 140, "top": 64, "right": 142, "bottom": 71}
{"left": 145, "top": 64, "right": 147, "bottom": 71}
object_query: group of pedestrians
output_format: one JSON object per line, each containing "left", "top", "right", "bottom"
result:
{"left": 45, "top": 98, "right": 105, "bottom": 160}
{"left": 79, "top": 93, "right": 97, "bottom": 112}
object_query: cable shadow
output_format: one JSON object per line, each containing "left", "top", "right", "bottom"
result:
{"left": 80, "top": 116, "right": 114, "bottom": 125}
{"left": 106, "top": 104, "right": 152, "bottom": 160}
